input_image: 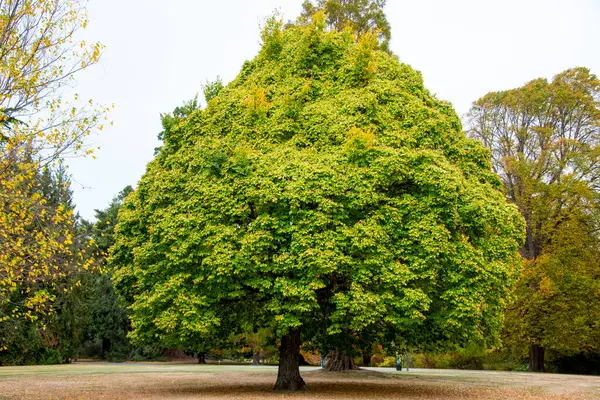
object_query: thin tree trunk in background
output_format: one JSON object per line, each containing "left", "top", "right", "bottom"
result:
{"left": 524, "top": 218, "right": 545, "bottom": 373}
{"left": 101, "top": 338, "right": 111, "bottom": 359}
{"left": 362, "top": 352, "right": 372, "bottom": 367}
{"left": 528, "top": 343, "right": 545, "bottom": 372}
{"left": 274, "top": 328, "right": 306, "bottom": 391}
{"left": 197, "top": 352, "right": 207, "bottom": 364}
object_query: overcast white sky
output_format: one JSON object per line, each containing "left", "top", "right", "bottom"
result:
{"left": 68, "top": 0, "right": 600, "bottom": 220}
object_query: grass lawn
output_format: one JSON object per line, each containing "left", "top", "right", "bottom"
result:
{"left": 1, "top": 362, "right": 599, "bottom": 399}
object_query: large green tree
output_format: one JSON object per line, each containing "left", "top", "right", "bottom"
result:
{"left": 112, "top": 15, "right": 523, "bottom": 390}
{"left": 466, "top": 67, "right": 600, "bottom": 372}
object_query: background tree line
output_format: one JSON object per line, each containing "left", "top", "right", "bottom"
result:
{"left": 466, "top": 67, "right": 600, "bottom": 372}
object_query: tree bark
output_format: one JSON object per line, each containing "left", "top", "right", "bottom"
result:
{"left": 362, "top": 352, "right": 372, "bottom": 367}
{"left": 101, "top": 338, "right": 111, "bottom": 359}
{"left": 274, "top": 328, "right": 306, "bottom": 391}
{"left": 325, "top": 350, "right": 358, "bottom": 371}
{"left": 198, "top": 351, "right": 207, "bottom": 364}
{"left": 252, "top": 351, "right": 261, "bottom": 365}
{"left": 528, "top": 343, "right": 545, "bottom": 372}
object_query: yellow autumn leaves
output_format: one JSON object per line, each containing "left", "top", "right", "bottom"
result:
{"left": 0, "top": 0, "right": 108, "bottom": 330}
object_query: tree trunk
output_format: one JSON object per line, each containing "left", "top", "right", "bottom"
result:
{"left": 325, "top": 350, "right": 358, "bottom": 371}
{"left": 528, "top": 343, "right": 545, "bottom": 372}
{"left": 525, "top": 223, "right": 536, "bottom": 260}
{"left": 101, "top": 338, "right": 111, "bottom": 359}
{"left": 198, "top": 351, "right": 207, "bottom": 364}
{"left": 252, "top": 351, "right": 261, "bottom": 365}
{"left": 274, "top": 328, "right": 306, "bottom": 391}
{"left": 362, "top": 352, "right": 372, "bottom": 367}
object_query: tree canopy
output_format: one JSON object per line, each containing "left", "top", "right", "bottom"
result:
{"left": 466, "top": 67, "right": 600, "bottom": 371}
{"left": 300, "top": 0, "right": 391, "bottom": 51}
{"left": 112, "top": 15, "right": 524, "bottom": 390}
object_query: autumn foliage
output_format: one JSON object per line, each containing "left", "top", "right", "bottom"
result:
{"left": 467, "top": 67, "right": 600, "bottom": 371}
{"left": 0, "top": 0, "right": 107, "bottom": 354}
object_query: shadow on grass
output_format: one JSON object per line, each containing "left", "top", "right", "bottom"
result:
{"left": 147, "top": 376, "right": 483, "bottom": 399}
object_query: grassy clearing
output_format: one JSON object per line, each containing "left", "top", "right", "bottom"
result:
{"left": 0, "top": 362, "right": 599, "bottom": 399}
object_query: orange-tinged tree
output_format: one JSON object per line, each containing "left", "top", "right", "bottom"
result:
{"left": 503, "top": 211, "right": 600, "bottom": 367}
{"left": 0, "top": 0, "right": 108, "bottom": 354}
{"left": 467, "top": 67, "right": 600, "bottom": 371}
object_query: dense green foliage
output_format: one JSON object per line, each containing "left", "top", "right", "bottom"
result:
{"left": 77, "top": 187, "right": 137, "bottom": 361}
{"left": 111, "top": 14, "right": 523, "bottom": 381}
{"left": 467, "top": 67, "right": 600, "bottom": 372}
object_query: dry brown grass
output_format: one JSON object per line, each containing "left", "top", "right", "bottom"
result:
{"left": 0, "top": 363, "right": 599, "bottom": 399}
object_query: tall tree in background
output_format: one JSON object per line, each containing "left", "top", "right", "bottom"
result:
{"left": 80, "top": 186, "right": 133, "bottom": 360}
{"left": 300, "top": 0, "right": 391, "bottom": 52}
{"left": 0, "top": 0, "right": 108, "bottom": 355}
{"left": 466, "top": 67, "right": 600, "bottom": 372}
{"left": 112, "top": 15, "right": 523, "bottom": 390}
{"left": 86, "top": 186, "right": 134, "bottom": 258}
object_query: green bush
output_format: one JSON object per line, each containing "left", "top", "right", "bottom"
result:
{"left": 409, "top": 347, "right": 482, "bottom": 370}
{"left": 479, "top": 349, "right": 527, "bottom": 371}
{"left": 411, "top": 347, "right": 529, "bottom": 371}
{"left": 39, "top": 349, "right": 66, "bottom": 365}
{"left": 127, "top": 344, "right": 166, "bottom": 362}
{"left": 369, "top": 355, "right": 395, "bottom": 367}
